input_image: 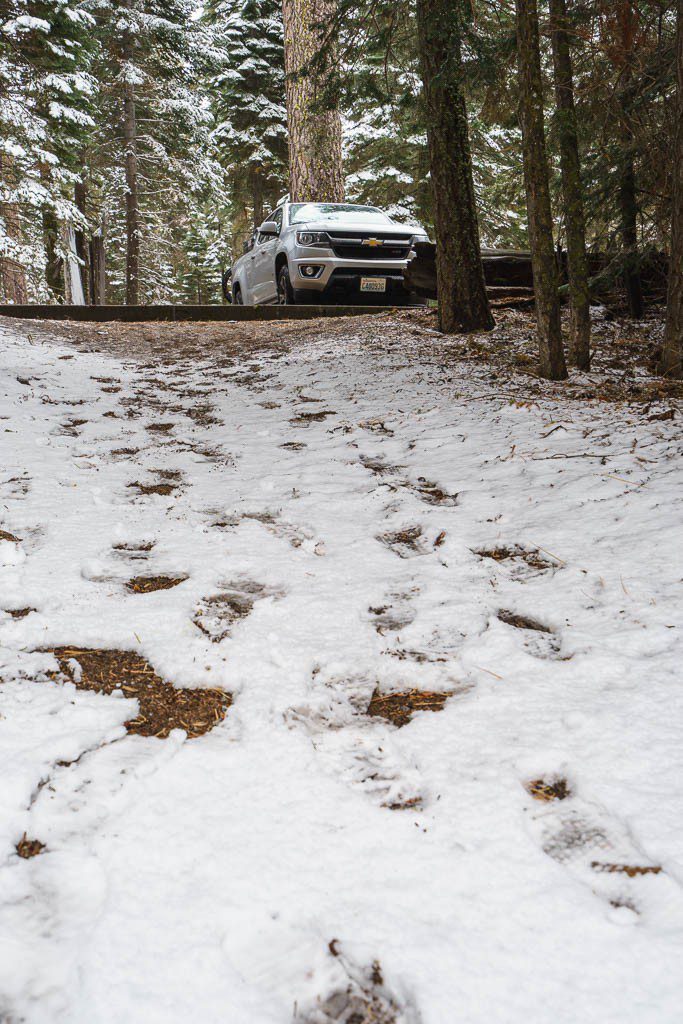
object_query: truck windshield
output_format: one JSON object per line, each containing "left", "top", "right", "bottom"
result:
{"left": 289, "top": 203, "right": 392, "bottom": 225}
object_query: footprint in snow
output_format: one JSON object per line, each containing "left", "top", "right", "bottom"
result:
{"left": 377, "top": 526, "right": 429, "bottom": 559}
{"left": 496, "top": 609, "right": 563, "bottom": 660}
{"left": 475, "top": 543, "right": 560, "bottom": 579}
{"left": 285, "top": 672, "right": 450, "bottom": 812}
{"left": 298, "top": 945, "right": 419, "bottom": 1024}
{"left": 523, "top": 775, "right": 675, "bottom": 916}
{"left": 192, "top": 579, "right": 283, "bottom": 643}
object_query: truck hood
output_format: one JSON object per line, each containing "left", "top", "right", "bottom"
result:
{"left": 297, "top": 219, "right": 422, "bottom": 236}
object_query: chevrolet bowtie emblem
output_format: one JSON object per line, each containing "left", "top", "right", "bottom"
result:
{"left": 363, "top": 238, "right": 382, "bottom": 247}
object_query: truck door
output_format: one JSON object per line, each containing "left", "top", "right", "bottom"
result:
{"left": 250, "top": 208, "right": 282, "bottom": 303}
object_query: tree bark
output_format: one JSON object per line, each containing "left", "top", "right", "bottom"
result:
{"left": 515, "top": 0, "right": 568, "bottom": 380}
{"left": 415, "top": 0, "right": 493, "bottom": 334}
{"left": 251, "top": 164, "right": 264, "bottom": 228}
{"left": 40, "top": 162, "right": 65, "bottom": 303}
{"left": 281, "top": 0, "right": 344, "bottom": 202}
{"left": 90, "top": 219, "right": 107, "bottom": 305}
{"left": 123, "top": 3, "right": 140, "bottom": 305}
{"left": 74, "top": 178, "right": 90, "bottom": 304}
{"left": 0, "top": 155, "right": 28, "bottom": 304}
{"left": 660, "top": 0, "right": 683, "bottom": 378}
{"left": 549, "top": 0, "right": 591, "bottom": 368}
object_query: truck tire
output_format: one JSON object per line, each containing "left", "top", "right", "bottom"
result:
{"left": 277, "top": 265, "right": 295, "bottom": 305}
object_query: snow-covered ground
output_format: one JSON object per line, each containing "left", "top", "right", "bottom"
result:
{"left": 0, "top": 312, "right": 682, "bottom": 1023}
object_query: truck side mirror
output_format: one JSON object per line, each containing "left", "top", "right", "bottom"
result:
{"left": 258, "top": 220, "right": 279, "bottom": 236}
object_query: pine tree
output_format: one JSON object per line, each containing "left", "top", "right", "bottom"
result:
{"left": 205, "top": 0, "right": 288, "bottom": 243}
{"left": 549, "top": 0, "right": 590, "bottom": 368}
{"left": 660, "top": 0, "right": 683, "bottom": 378}
{"left": 86, "top": 0, "right": 219, "bottom": 303}
{"left": 0, "top": 0, "right": 95, "bottom": 301}
{"left": 516, "top": 0, "right": 567, "bottom": 380}
{"left": 415, "top": 0, "right": 493, "bottom": 333}
{"left": 282, "top": 0, "right": 344, "bottom": 202}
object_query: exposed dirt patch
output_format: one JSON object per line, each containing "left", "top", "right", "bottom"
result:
{"left": 367, "top": 687, "right": 451, "bottom": 728}
{"left": 16, "top": 835, "right": 45, "bottom": 859}
{"left": 113, "top": 541, "right": 155, "bottom": 553}
{"left": 289, "top": 409, "right": 335, "bottom": 426}
{"left": 0, "top": 529, "right": 20, "bottom": 542}
{"left": 146, "top": 422, "right": 175, "bottom": 433}
{"left": 410, "top": 478, "right": 458, "bottom": 506}
{"left": 128, "top": 480, "right": 177, "bottom": 497}
{"left": 526, "top": 777, "right": 571, "bottom": 802}
{"left": 498, "top": 609, "right": 552, "bottom": 632}
{"left": 475, "top": 545, "right": 556, "bottom": 571}
{"left": 591, "top": 862, "right": 662, "bottom": 877}
{"left": 303, "top": 953, "right": 402, "bottom": 1024}
{"left": 359, "top": 454, "right": 403, "bottom": 476}
{"left": 280, "top": 441, "right": 306, "bottom": 451}
{"left": 111, "top": 447, "right": 139, "bottom": 457}
{"left": 377, "top": 525, "right": 426, "bottom": 558}
{"left": 4, "top": 607, "right": 35, "bottom": 619}
{"left": 125, "top": 574, "right": 188, "bottom": 594}
{"left": 193, "top": 581, "right": 277, "bottom": 642}
{"left": 46, "top": 647, "right": 230, "bottom": 738}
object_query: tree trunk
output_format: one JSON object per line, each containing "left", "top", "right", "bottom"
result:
{"left": 415, "top": 0, "right": 493, "bottom": 334}
{"left": 74, "top": 178, "right": 90, "bottom": 304}
{"left": 549, "top": 0, "right": 591, "bottom": 369}
{"left": 251, "top": 164, "right": 264, "bottom": 228}
{"left": 0, "top": 155, "right": 28, "bottom": 304}
{"left": 40, "top": 162, "right": 65, "bottom": 303}
{"left": 123, "top": 5, "right": 140, "bottom": 305}
{"left": 515, "top": 0, "right": 568, "bottom": 380}
{"left": 281, "top": 0, "right": 344, "bottom": 202}
{"left": 660, "top": 0, "right": 683, "bottom": 378}
{"left": 618, "top": 68, "right": 644, "bottom": 317}
{"left": 90, "top": 227, "right": 107, "bottom": 305}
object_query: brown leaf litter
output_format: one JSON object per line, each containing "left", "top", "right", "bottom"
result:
{"left": 4, "top": 607, "right": 35, "bottom": 619}
{"left": 289, "top": 409, "right": 335, "bottom": 425}
{"left": 591, "top": 862, "right": 662, "bottom": 877}
{"left": 16, "top": 835, "right": 45, "bottom": 859}
{"left": 128, "top": 480, "right": 177, "bottom": 497}
{"left": 0, "top": 529, "right": 20, "bottom": 542}
{"left": 377, "top": 525, "right": 426, "bottom": 558}
{"left": 367, "top": 687, "right": 451, "bottom": 728}
{"left": 476, "top": 545, "right": 555, "bottom": 571}
{"left": 46, "top": 647, "right": 231, "bottom": 738}
{"left": 526, "top": 778, "right": 571, "bottom": 802}
{"left": 125, "top": 574, "right": 188, "bottom": 594}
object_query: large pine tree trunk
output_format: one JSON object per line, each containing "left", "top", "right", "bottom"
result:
{"left": 660, "top": 0, "right": 683, "bottom": 378}
{"left": 515, "top": 0, "right": 568, "bottom": 380}
{"left": 415, "top": 0, "right": 493, "bottom": 334}
{"left": 281, "top": 0, "right": 344, "bottom": 202}
{"left": 0, "top": 155, "right": 28, "bottom": 304}
{"left": 549, "top": 0, "right": 590, "bottom": 369}
{"left": 122, "top": 5, "right": 140, "bottom": 305}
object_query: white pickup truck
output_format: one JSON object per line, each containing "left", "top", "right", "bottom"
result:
{"left": 230, "top": 201, "right": 429, "bottom": 305}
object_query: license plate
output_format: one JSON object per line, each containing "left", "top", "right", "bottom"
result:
{"left": 360, "top": 277, "right": 387, "bottom": 293}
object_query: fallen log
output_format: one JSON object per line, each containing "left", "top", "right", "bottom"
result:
{"left": 405, "top": 241, "right": 668, "bottom": 304}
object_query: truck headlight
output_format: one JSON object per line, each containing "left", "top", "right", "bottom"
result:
{"left": 296, "top": 231, "right": 328, "bottom": 246}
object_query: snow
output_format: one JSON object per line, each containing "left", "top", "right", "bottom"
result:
{"left": 0, "top": 314, "right": 682, "bottom": 1022}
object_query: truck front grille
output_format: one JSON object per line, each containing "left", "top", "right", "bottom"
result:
{"left": 325, "top": 231, "right": 413, "bottom": 261}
